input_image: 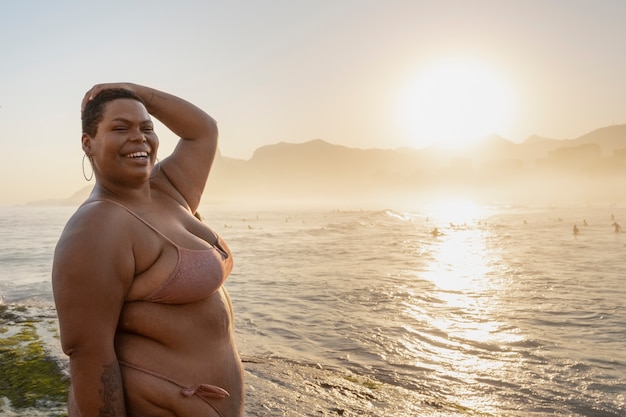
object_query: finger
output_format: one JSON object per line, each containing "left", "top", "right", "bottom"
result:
{"left": 81, "top": 85, "right": 101, "bottom": 111}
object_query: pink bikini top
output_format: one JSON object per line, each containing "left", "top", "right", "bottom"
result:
{"left": 84, "top": 199, "right": 231, "bottom": 304}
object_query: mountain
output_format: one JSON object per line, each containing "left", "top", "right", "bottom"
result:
{"left": 522, "top": 125, "right": 626, "bottom": 157}
{"left": 30, "top": 124, "right": 626, "bottom": 207}
{"left": 26, "top": 185, "right": 93, "bottom": 207}
{"left": 570, "top": 125, "right": 626, "bottom": 154}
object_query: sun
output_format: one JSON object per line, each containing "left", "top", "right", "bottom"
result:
{"left": 398, "top": 58, "right": 515, "bottom": 149}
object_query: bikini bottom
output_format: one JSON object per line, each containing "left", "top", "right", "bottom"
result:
{"left": 119, "top": 360, "right": 229, "bottom": 417}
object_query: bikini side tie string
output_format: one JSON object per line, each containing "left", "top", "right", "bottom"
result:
{"left": 181, "top": 384, "right": 230, "bottom": 399}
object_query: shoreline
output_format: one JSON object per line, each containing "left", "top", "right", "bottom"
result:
{"left": 0, "top": 303, "right": 476, "bottom": 417}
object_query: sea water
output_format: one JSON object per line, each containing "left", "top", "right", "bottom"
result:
{"left": 0, "top": 203, "right": 624, "bottom": 416}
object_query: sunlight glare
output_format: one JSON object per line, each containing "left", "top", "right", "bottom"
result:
{"left": 399, "top": 58, "right": 515, "bottom": 149}
{"left": 424, "top": 197, "right": 487, "bottom": 226}
{"left": 417, "top": 223, "right": 524, "bottom": 344}
{"left": 399, "top": 216, "right": 526, "bottom": 414}
{"left": 422, "top": 229, "right": 491, "bottom": 294}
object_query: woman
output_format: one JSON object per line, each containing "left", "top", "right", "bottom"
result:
{"left": 52, "top": 83, "right": 244, "bottom": 417}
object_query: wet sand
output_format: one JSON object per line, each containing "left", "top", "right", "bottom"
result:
{"left": 241, "top": 356, "right": 482, "bottom": 417}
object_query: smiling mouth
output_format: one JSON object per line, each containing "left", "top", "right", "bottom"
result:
{"left": 125, "top": 151, "right": 149, "bottom": 159}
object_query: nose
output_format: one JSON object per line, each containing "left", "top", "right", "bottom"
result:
{"left": 129, "top": 127, "right": 147, "bottom": 142}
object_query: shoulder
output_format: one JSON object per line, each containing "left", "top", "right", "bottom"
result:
{"left": 58, "top": 200, "right": 136, "bottom": 245}
{"left": 53, "top": 200, "right": 137, "bottom": 282}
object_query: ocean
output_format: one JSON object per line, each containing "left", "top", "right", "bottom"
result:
{"left": 0, "top": 202, "right": 624, "bottom": 416}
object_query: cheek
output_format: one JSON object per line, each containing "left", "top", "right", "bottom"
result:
{"left": 150, "top": 135, "right": 159, "bottom": 152}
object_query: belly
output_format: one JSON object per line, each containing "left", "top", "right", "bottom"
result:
{"left": 118, "top": 288, "right": 233, "bottom": 347}
{"left": 114, "top": 289, "right": 244, "bottom": 416}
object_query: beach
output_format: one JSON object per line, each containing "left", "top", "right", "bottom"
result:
{"left": 1, "top": 204, "right": 625, "bottom": 416}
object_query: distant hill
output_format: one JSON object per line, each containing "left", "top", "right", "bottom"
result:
{"left": 27, "top": 185, "right": 93, "bottom": 207}
{"left": 570, "top": 125, "right": 626, "bottom": 154}
{"left": 213, "top": 124, "right": 626, "bottom": 205}
{"left": 522, "top": 125, "right": 626, "bottom": 157}
{"left": 29, "top": 124, "right": 626, "bottom": 207}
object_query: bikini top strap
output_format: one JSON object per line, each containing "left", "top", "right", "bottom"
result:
{"left": 80, "top": 199, "right": 178, "bottom": 247}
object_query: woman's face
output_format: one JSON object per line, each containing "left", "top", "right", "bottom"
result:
{"left": 84, "top": 99, "right": 159, "bottom": 186}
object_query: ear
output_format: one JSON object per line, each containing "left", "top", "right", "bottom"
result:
{"left": 81, "top": 134, "right": 92, "bottom": 155}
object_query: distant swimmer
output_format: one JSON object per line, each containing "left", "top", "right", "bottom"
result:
{"left": 573, "top": 225, "right": 579, "bottom": 235}
{"left": 612, "top": 222, "right": 622, "bottom": 233}
{"left": 430, "top": 227, "right": 444, "bottom": 237}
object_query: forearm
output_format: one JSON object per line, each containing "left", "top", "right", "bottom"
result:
{"left": 69, "top": 354, "right": 126, "bottom": 417}
{"left": 128, "top": 83, "right": 217, "bottom": 143}
{"left": 82, "top": 82, "right": 217, "bottom": 143}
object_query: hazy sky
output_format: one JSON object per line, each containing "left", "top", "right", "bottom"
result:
{"left": 1, "top": 0, "right": 625, "bottom": 204}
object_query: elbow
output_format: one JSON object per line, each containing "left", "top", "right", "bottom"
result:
{"left": 62, "top": 345, "right": 75, "bottom": 358}
{"left": 60, "top": 337, "right": 79, "bottom": 359}
{"left": 60, "top": 334, "right": 113, "bottom": 361}
{"left": 206, "top": 115, "right": 219, "bottom": 141}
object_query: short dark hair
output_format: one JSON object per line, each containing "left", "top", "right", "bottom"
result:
{"left": 81, "top": 88, "right": 145, "bottom": 137}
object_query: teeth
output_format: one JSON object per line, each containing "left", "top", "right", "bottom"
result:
{"left": 126, "top": 152, "right": 149, "bottom": 158}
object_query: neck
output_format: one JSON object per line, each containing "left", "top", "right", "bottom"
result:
{"left": 90, "top": 182, "right": 153, "bottom": 205}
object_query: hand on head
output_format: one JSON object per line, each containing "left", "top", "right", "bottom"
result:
{"left": 81, "top": 83, "right": 136, "bottom": 112}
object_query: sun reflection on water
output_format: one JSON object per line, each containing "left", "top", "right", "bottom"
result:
{"left": 422, "top": 229, "right": 492, "bottom": 294}
{"left": 401, "top": 200, "right": 525, "bottom": 413}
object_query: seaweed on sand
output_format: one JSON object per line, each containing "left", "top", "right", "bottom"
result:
{"left": 0, "top": 304, "right": 70, "bottom": 410}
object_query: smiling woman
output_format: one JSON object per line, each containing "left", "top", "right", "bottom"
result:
{"left": 398, "top": 58, "right": 516, "bottom": 149}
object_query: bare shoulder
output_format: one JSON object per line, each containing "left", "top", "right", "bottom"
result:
{"left": 56, "top": 200, "right": 135, "bottom": 251}
{"left": 53, "top": 200, "right": 136, "bottom": 289}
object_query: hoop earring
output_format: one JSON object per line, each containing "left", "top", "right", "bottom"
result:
{"left": 82, "top": 154, "right": 94, "bottom": 181}
{"left": 150, "top": 157, "right": 161, "bottom": 179}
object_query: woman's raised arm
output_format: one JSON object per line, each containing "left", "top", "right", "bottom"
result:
{"left": 83, "top": 82, "right": 218, "bottom": 212}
